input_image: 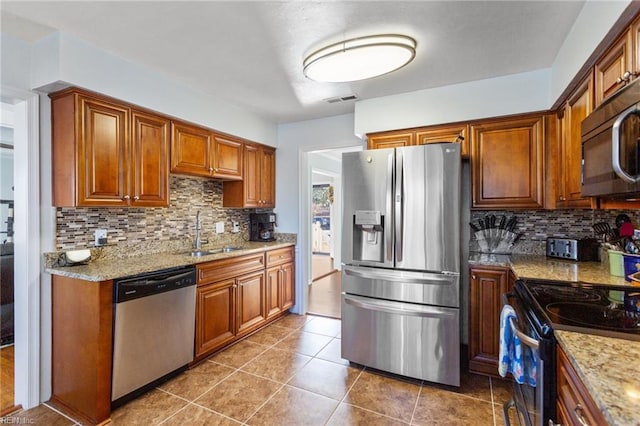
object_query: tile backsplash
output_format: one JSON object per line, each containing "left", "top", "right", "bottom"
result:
{"left": 55, "top": 176, "right": 255, "bottom": 251}
{"left": 470, "top": 209, "right": 640, "bottom": 255}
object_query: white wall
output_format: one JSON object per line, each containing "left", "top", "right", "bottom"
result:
{"left": 276, "top": 113, "right": 363, "bottom": 313}
{"left": 551, "top": 0, "right": 631, "bottom": 101}
{"left": 1, "top": 33, "right": 31, "bottom": 91}
{"left": 29, "top": 32, "right": 278, "bottom": 146}
{"left": 354, "top": 69, "right": 551, "bottom": 136}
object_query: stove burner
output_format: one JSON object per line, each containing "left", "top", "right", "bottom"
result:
{"left": 545, "top": 302, "right": 640, "bottom": 332}
{"left": 533, "top": 285, "right": 602, "bottom": 302}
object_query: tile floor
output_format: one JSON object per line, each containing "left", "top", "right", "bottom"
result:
{"left": 8, "top": 314, "right": 515, "bottom": 425}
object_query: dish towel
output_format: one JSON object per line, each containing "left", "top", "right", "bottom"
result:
{"left": 498, "top": 304, "right": 537, "bottom": 386}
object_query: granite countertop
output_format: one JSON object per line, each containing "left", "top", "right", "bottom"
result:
{"left": 45, "top": 241, "right": 295, "bottom": 282}
{"left": 555, "top": 330, "right": 640, "bottom": 426}
{"left": 469, "top": 253, "right": 632, "bottom": 286}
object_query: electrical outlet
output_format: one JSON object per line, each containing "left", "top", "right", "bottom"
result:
{"left": 215, "top": 221, "right": 224, "bottom": 234}
{"left": 94, "top": 229, "right": 108, "bottom": 246}
{"left": 231, "top": 221, "right": 240, "bottom": 233}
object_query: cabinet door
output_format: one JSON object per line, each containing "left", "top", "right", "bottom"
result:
{"left": 242, "top": 144, "right": 261, "bottom": 207}
{"left": 170, "top": 122, "right": 213, "bottom": 177}
{"left": 415, "top": 124, "right": 469, "bottom": 158}
{"left": 260, "top": 147, "right": 276, "bottom": 207}
{"left": 280, "top": 262, "right": 295, "bottom": 311}
{"left": 471, "top": 116, "right": 544, "bottom": 209}
{"left": 266, "top": 267, "right": 281, "bottom": 319}
{"left": 557, "top": 347, "right": 607, "bottom": 426}
{"left": 236, "top": 271, "right": 266, "bottom": 336}
{"left": 560, "top": 76, "right": 593, "bottom": 208}
{"left": 212, "top": 134, "right": 243, "bottom": 180}
{"left": 595, "top": 30, "right": 633, "bottom": 106}
{"left": 367, "top": 131, "right": 414, "bottom": 149}
{"left": 131, "top": 110, "right": 170, "bottom": 207}
{"left": 77, "top": 96, "right": 130, "bottom": 207}
{"left": 469, "top": 267, "right": 510, "bottom": 376}
{"left": 195, "top": 279, "right": 236, "bottom": 358}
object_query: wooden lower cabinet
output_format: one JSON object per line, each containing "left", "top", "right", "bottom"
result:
{"left": 195, "top": 278, "right": 236, "bottom": 358}
{"left": 557, "top": 346, "right": 606, "bottom": 426}
{"left": 194, "top": 246, "right": 295, "bottom": 360}
{"left": 468, "top": 266, "right": 512, "bottom": 376}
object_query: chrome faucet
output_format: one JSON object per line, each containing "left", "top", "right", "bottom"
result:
{"left": 194, "top": 211, "right": 205, "bottom": 250}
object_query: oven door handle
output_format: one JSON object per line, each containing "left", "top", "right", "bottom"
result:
{"left": 508, "top": 316, "right": 539, "bottom": 349}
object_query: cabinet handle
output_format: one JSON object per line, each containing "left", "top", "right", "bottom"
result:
{"left": 209, "top": 167, "right": 214, "bottom": 173}
{"left": 616, "top": 70, "right": 638, "bottom": 84}
{"left": 472, "top": 275, "right": 477, "bottom": 280}
{"left": 123, "top": 195, "right": 130, "bottom": 200}
{"left": 133, "top": 196, "right": 139, "bottom": 201}
{"left": 548, "top": 420, "right": 561, "bottom": 426}
{"left": 574, "top": 404, "right": 589, "bottom": 426}
{"left": 232, "top": 284, "right": 238, "bottom": 289}
{"left": 214, "top": 167, "right": 218, "bottom": 172}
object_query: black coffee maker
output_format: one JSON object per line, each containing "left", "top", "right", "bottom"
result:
{"left": 249, "top": 213, "right": 277, "bottom": 242}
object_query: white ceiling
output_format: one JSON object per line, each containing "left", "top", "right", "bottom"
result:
{"left": 1, "top": 1, "right": 586, "bottom": 124}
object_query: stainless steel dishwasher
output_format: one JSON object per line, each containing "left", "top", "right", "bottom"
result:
{"left": 111, "top": 266, "right": 196, "bottom": 406}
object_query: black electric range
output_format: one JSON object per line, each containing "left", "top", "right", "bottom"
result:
{"left": 517, "top": 279, "right": 640, "bottom": 342}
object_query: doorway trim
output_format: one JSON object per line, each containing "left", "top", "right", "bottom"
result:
{"left": 297, "top": 143, "right": 362, "bottom": 315}
{"left": 2, "top": 86, "right": 41, "bottom": 409}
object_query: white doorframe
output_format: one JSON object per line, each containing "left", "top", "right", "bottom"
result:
{"left": 2, "top": 86, "right": 41, "bottom": 409}
{"left": 297, "top": 143, "right": 362, "bottom": 315}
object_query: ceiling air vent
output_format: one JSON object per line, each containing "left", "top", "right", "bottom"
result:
{"left": 325, "top": 94, "right": 358, "bottom": 104}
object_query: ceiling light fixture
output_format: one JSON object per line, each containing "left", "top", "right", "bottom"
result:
{"left": 303, "top": 34, "right": 417, "bottom": 83}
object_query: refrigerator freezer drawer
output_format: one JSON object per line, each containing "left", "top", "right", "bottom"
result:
{"left": 342, "top": 266, "right": 459, "bottom": 308}
{"left": 341, "top": 294, "right": 460, "bottom": 386}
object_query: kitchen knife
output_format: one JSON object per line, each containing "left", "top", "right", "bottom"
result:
{"left": 498, "top": 215, "right": 506, "bottom": 230}
{"left": 470, "top": 222, "right": 480, "bottom": 232}
{"left": 488, "top": 214, "right": 496, "bottom": 228}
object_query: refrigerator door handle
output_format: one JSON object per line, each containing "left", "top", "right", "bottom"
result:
{"left": 344, "top": 295, "right": 456, "bottom": 319}
{"left": 395, "top": 149, "right": 404, "bottom": 263}
{"left": 386, "top": 153, "right": 394, "bottom": 262}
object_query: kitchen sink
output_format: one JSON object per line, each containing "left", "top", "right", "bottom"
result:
{"left": 180, "top": 246, "right": 245, "bottom": 257}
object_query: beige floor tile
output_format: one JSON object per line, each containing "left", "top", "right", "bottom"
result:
{"left": 412, "top": 387, "right": 496, "bottom": 426}
{"left": 194, "top": 371, "right": 281, "bottom": 422}
{"left": 303, "top": 316, "right": 342, "bottom": 337}
{"left": 208, "top": 339, "right": 269, "bottom": 368}
{"left": 274, "top": 330, "right": 333, "bottom": 356}
{"left": 245, "top": 324, "right": 293, "bottom": 346}
{"left": 316, "top": 337, "right": 351, "bottom": 366}
{"left": 274, "top": 313, "right": 312, "bottom": 329}
{"left": 163, "top": 403, "right": 241, "bottom": 425}
{"left": 491, "top": 376, "right": 515, "bottom": 405}
{"left": 241, "top": 347, "right": 312, "bottom": 382}
{"left": 158, "top": 361, "right": 235, "bottom": 401}
{"left": 247, "top": 385, "right": 338, "bottom": 426}
{"left": 326, "top": 403, "right": 408, "bottom": 425}
{"left": 110, "top": 388, "right": 188, "bottom": 425}
{"left": 12, "top": 405, "right": 75, "bottom": 426}
{"left": 344, "top": 370, "right": 420, "bottom": 423}
{"left": 288, "top": 358, "right": 361, "bottom": 400}
{"left": 452, "top": 371, "right": 493, "bottom": 403}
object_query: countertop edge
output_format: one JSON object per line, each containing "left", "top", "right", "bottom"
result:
{"left": 45, "top": 242, "right": 296, "bottom": 282}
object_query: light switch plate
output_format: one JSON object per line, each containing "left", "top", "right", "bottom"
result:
{"left": 215, "top": 221, "right": 224, "bottom": 234}
{"left": 231, "top": 221, "right": 240, "bottom": 233}
{"left": 94, "top": 229, "right": 107, "bottom": 246}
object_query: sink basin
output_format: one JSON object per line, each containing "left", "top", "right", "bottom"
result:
{"left": 185, "top": 250, "right": 216, "bottom": 257}
{"left": 220, "top": 246, "right": 244, "bottom": 252}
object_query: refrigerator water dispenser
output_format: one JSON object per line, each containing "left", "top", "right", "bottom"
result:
{"left": 353, "top": 210, "right": 384, "bottom": 262}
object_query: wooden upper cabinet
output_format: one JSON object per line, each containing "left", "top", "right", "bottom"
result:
{"left": 131, "top": 110, "right": 170, "bottom": 207}
{"left": 223, "top": 143, "right": 276, "bottom": 208}
{"left": 471, "top": 115, "right": 545, "bottom": 209}
{"left": 558, "top": 75, "right": 594, "bottom": 208}
{"left": 170, "top": 121, "right": 214, "bottom": 177}
{"left": 595, "top": 29, "right": 633, "bottom": 106}
{"left": 415, "top": 124, "right": 469, "bottom": 158}
{"left": 367, "top": 131, "right": 414, "bottom": 149}
{"left": 50, "top": 89, "right": 169, "bottom": 207}
{"left": 212, "top": 134, "right": 243, "bottom": 180}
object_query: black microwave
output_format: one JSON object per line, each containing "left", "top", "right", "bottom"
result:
{"left": 582, "top": 78, "right": 640, "bottom": 197}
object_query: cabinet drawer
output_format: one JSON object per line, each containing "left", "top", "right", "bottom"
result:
{"left": 197, "top": 253, "right": 265, "bottom": 285}
{"left": 265, "top": 247, "right": 294, "bottom": 267}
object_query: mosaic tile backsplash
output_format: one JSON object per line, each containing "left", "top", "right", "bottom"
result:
{"left": 56, "top": 176, "right": 257, "bottom": 251}
{"left": 470, "top": 209, "right": 640, "bottom": 255}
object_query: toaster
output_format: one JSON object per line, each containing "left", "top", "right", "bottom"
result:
{"left": 545, "top": 237, "right": 599, "bottom": 261}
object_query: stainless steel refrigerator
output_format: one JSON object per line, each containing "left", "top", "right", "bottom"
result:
{"left": 341, "top": 143, "right": 460, "bottom": 386}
